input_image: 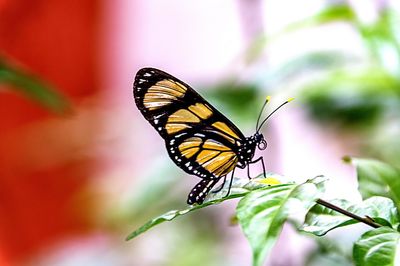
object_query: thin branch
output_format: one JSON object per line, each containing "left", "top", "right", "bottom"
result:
{"left": 316, "top": 198, "right": 381, "bottom": 229}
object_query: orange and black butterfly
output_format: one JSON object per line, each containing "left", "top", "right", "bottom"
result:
{"left": 133, "top": 68, "right": 291, "bottom": 205}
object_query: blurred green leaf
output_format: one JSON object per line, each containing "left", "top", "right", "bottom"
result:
{"left": 265, "top": 51, "right": 355, "bottom": 86}
{"left": 305, "top": 237, "right": 353, "bottom": 266}
{"left": 166, "top": 223, "right": 223, "bottom": 266}
{"left": 204, "top": 83, "right": 261, "bottom": 128}
{"left": 104, "top": 159, "right": 186, "bottom": 229}
{"left": 283, "top": 4, "right": 357, "bottom": 33}
{"left": 236, "top": 176, "right": 326, "bottom": 266}
{"left": 346, "top": 158, "right": 400, "bottom": 207}
{"left": 369, "top": 132, "right": 400, "bottom": 170}
{"left": 302, "top": 196, "right": 400, "bottom": 236}
{"left": 0, "top": 57, "right": 70, "bottom": 113}
{"left": 353, "top": 226, "right": 400, "bottom": 266}
{"left": 358, "top": 9, "right": 400, "bottom": 74}
{"left": 306, "top": 252, "right": 353, "bottom": 266}
{"left": 302, "top": 68, "right": 400, "bottom": 128}
{"left": 245, "top": 4, "right": 357, "bottom": 63}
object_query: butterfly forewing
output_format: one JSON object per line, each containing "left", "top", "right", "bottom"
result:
{"left": 133, "top": 68, "right": 245, "bottom": 204}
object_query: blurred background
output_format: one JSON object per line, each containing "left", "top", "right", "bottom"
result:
{"left": 1, "top": 0, "right": 400, "bottom": 265}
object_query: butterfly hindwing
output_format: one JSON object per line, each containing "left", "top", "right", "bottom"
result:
{"left": 166, "top": 131, "right": 238, "bottom": 180}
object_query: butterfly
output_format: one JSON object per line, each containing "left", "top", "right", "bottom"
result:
{"left": 133, "top": 68, "right": 292, "bottom": 205}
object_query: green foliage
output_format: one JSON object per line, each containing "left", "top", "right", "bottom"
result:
{"left": 247, "top": 2, "right": 400, "bottom": 137}
{"left": 346, "top": 157, "right": 400, "bottom": 206}
{"left": 304, "top": 237, "right": 353, "bottom": 266}
{"left": 283, "top": 4, "right": 357, "bottom": 33}
{"left": 300, "top": 69, "right": 399, "bottom": 128}
{"left": 0, "top": 57, "right": 70, "bottom": 113}
{"left": 353, "top": 227, "right": 400, "bottom": 266}
{"left": 301, "top": 5, "right": 400, "bottom": 130}
{"left": 245, "top": 4, "right": 357, "bottom": 64}
{"left": 204, "top": 83, "right": 261, "bottom": 129}
{"left": 266, "top": 51, "right": 354, "bottom": 85}
{"left": 301, "top": 158, "right": 400, "bottom": 265}
{"left": 304, "top": 157, "right": 400, "bottom": 265}
{"left": 302, "top": 197, "right": 400, "bottom": 236}
{"left": 237, "top": 176, "right": 326, "bottom": 266}
{"left": 128, "top": 157, "right": 400, "bottom": 266}
{"left": 128, "top": 175, "right": 326, "bottom": 266}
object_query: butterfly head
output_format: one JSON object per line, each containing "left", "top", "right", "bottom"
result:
{"left": 254, "top": 132, "right": 267, "bottom": 150}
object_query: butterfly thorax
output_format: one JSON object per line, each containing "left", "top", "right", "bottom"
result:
{"left": 237, "top": 133, "right": 266, "bottom": 167}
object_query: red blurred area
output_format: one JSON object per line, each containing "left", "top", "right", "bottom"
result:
{"left": 0, "top": 0, "right": 101, "bottom": 264}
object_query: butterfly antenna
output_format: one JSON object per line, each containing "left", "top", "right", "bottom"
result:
{"left": 255, "top": 96, "right": 271, "bottom": 132}
{"left": 257, "top": 97, "right": 294, "bottom": 132}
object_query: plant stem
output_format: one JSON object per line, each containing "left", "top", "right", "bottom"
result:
{"left": 316, "top": 198, "right": 381, "bottom": 229}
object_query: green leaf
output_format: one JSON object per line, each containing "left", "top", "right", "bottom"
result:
{"left": 353, "top": 227, "right": 400, "bottom": 266}
{"left": 357, "top": 9, "right": 400, "bottom": 74}
{"left": 302, "top": 196, "right": 400, "bottom": 236}
{"left": 305, "top": 237, "right": 354, "bottom": 266}
{"left": 0, "top": 57, "right": 70, "bottom": 113}
{"left": 236, "top": 176, "right": 327, "bottom": 266}
{"left": 244, "top": 4, "right": 357, "bottom": 64}
{"left": 204, "top": 83, "right": 261, "bottom": 128}
{"left": 301, "top": 68, "right": 400, "bottom": 128}
{"left": 347, "top": 158, "right": 400, "bottom": 208}
{"left": 268, "top": 51, "right": 354, "bottom": 83}
{"left": 283, "top": 4, "right": 357, "bottom": 33}
{"left": 125, "top": 174, "right": 285, "bottom": 241}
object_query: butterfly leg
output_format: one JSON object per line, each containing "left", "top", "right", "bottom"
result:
{"left": 212, "top": 175, "right": 227, "bottom": 193}
{"left": 247, "top": 164, "right": 252, "bottom": 180}
{"left": 247, "top": 156, "right": 266, "bottom": 179}
{"left": 225, "top": 167, "right": 236, "bottom": 198}
{"left": 260, "top": 157, "right": 266, "bottom": 178}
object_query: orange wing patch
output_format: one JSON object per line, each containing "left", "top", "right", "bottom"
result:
{"left": 178, "top": 137, "right": 202, "bottom": 159}
{"left": 202, "top": 152, "right": 237, "bottom": 177}
{"left": 178, "top": 136, "right": 238, "bottom": 177}
{"left": 181, "top": 147, "right": 200, "bottom": 159}
{"left": 166, "top": 103, "right": 214, "bottom": 135}
{"left": 209, "top": 122, "right": 241, "bottom": 144}
{"left": 196, "top": 139, "right": 238, "bottom": 177}
{"left": 202, "top": 139, "right": 231, "bottom": 151}
{"left": 189, "top": 103, "right": 213, "bottom": 119}
{"left": 165, "top": 124, "right": 191, "bottom": 134}
{"left": 156, "top": 79, "right": 187, "bottom": 94}
{"left": 166, "top": 109, "right": 200, "bottom": 134}
{"left": 212, "top": 122, "right": 240, "bottom": 139}
{"left": 168, "top": 109, "right": 200, "bottom": 123}
{"left": 197, "top": 150, "right": 221, "bottom": 165}
{"left": 213, "top": 155, "right": 237, "bottom": 177}
{"left": 143, "top": 79, "right": 187, "bottom": 110}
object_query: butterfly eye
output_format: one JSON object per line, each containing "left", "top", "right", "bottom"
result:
{"left": 258, "top": 139, "right": 267, "bottom": 150}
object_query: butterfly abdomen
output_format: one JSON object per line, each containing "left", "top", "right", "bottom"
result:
{"left": 187, "top": 179, "right": 220, "bottom": 205}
